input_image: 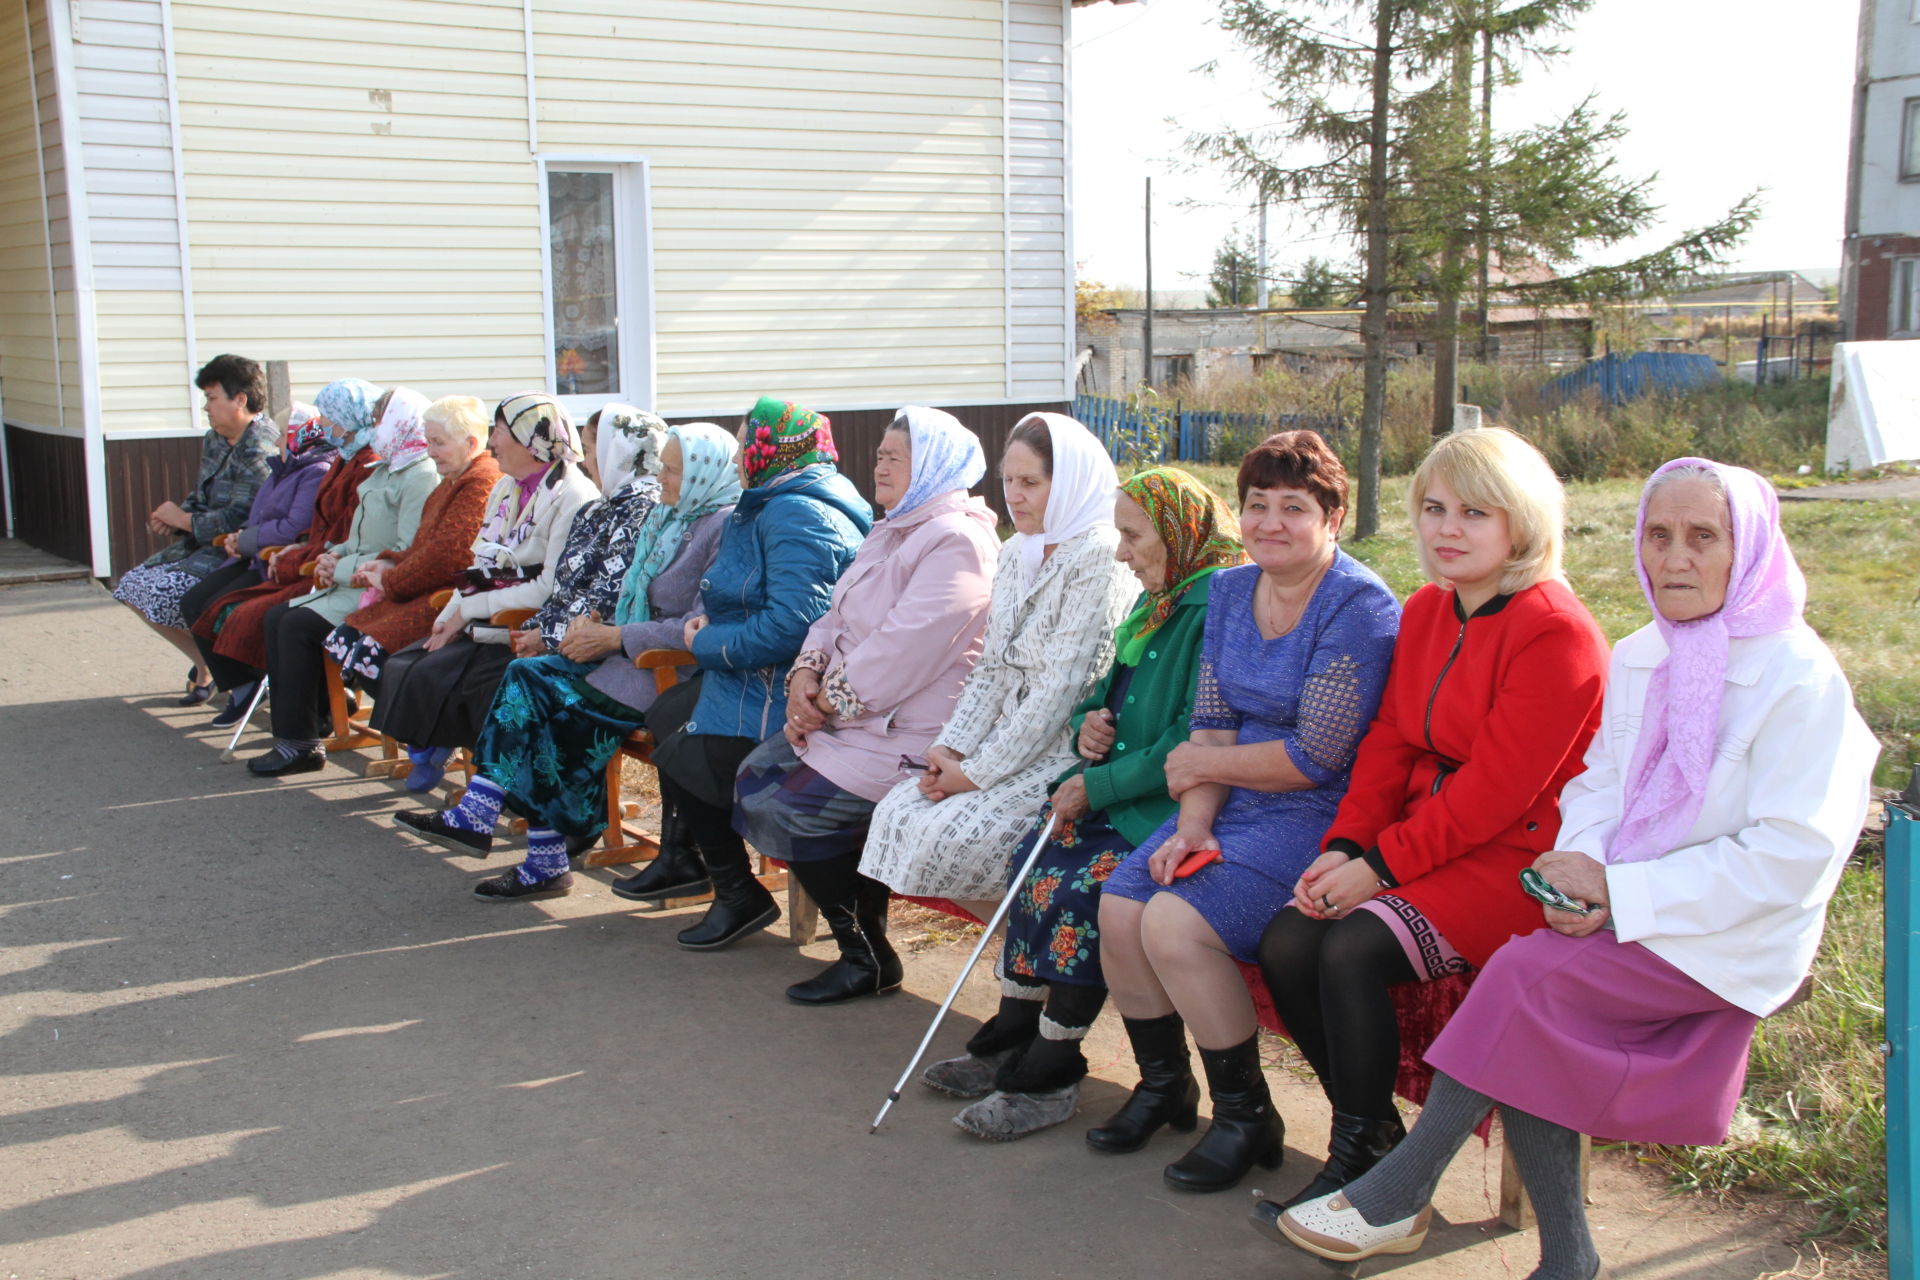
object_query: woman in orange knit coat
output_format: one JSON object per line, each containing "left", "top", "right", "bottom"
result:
{"left": 322, "top": 396, "right": 501, "bottom": 678}
{"left": 1249, "top": 428, "right": 1610, "bottom": 1221}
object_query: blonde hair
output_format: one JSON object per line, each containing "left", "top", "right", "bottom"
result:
{"left": 1407, "top": 427, "right": 1565, "bottom": 594}
{"left": 423, "top": 395, "right": 489, "bottom": 447}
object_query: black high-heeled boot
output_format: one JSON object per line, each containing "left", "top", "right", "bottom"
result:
{"left": 1162, "top": 1033, "right": 1285, "bottom": 1192}
{"left": 1248, "top": 1110, "right": 1406, "bottom": 1237}
{"left": 609, "top": 800, "right": 710, "bottom": 902}
{"left": 785, "top": 860, "right": 901, "bottom": 1004}
{"left": 1085, "top": 1013, "right": 1201, "bottom": 1154}
{"left": 676, "top": 822, "right": 778, "bottom": 952}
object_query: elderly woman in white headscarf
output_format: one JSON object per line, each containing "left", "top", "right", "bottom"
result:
{"left": 367, "top": 392, "right": 603, "bottom": 786}
{"left": 729, "top": 405, "right": 1002, "bottom": 1004}
{"left": 859, "top": 412, "right": 1138, "bottom": 921}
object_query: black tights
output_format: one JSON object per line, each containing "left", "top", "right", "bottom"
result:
{"left": 785, "top": 850, "right": 885, "bottom": 915}
{"left": 656, "top": 769, "right": 749, "bottom": 875}
{"left": 1258, "top": 908, "right": 1416, "bottom": 1120}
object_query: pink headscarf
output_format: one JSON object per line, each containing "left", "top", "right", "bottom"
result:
{"left": 1608, "top": 457, "right": 1806, "bottom": 864}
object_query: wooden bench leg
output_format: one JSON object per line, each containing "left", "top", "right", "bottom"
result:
{"left": 581, "top": 750, "right": 662, "bottom": 868}
{"left": 1499, "top": 1128, "right": 1592, "bottom": 1229}
{"left": 788, "top": 880, "right": 819, "bottom": 946}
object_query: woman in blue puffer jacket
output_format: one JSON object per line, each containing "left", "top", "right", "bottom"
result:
{"left": 632, "top": 396, "right": 871, "bottom": 952}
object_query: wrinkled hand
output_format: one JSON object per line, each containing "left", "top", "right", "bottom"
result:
{"left": 269, "top": 543, "right": 303, "bottom": 577}
{"left": 422, "top": 611, "right": 463, "bottom": 653}
{"left": 1050, "top": 773, "right": 1091, "bottom": 821}
{"left": 313, "top": 551, "right": 339, "bottom": 589}
{"left": 559, "top": 612, "right": 621, "bottom": 662}
{"left": 682, "top": 614, "right": 708, "bottom": 650}
{"left": 510, "top": 628, "right": 548, "bottom": 658}
{"left": 1148, "top": 827, "right": 1219, "bottom": 886}
{"left": 153, "top": 501, "right": 192, "bottom": 533}
{"left": 1078, "top": 708, "right": 1116, "bottom": 762}
{"left": 1533, "top": 849, "right": 1612, "bottom": 936}
{"left": 918, "top": 744, "right": 977, "bottom": 803}
{"left": 787, "top": 669, "right": 826, "bottom": 734}
{"left": 1163, "top": 741, "right": 1217, "bottom": 799}
{"left": 350, "top": 559, "right": 388, "bottom": 590}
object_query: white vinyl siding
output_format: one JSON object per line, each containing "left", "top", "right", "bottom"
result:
{"left": 168, "top": 0, "right": 547, "bottom": 403}
{"left": 1, "top": 2, "right": 80, "bottom": 433}
{"left": 533, "top": 0, "right": 1015, "bottom": 413}
{"left": 1007, "top": 0, "right": 1070, "bottom": 401}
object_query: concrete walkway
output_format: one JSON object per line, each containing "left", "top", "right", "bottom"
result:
{"left": 0, "top": 579, "right": 1834, "bottom": 1279}
{"left": 0, "top": 538, "right": 90, "bottom": 586}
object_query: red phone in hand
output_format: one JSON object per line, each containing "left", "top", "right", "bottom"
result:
{"left": 1173, "top": 848, "right": 1222, "bottom": 878}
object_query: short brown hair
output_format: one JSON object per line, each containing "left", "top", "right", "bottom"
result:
{"left": 1236, "top": 430, "right": 1348, "bottom": 526}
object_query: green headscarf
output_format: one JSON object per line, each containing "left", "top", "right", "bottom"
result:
{"left": 1114, "top": 466, "right": 1246, "bottom": 667}
{"left": 740, "top": 395, "right": 837, "bottom": 487}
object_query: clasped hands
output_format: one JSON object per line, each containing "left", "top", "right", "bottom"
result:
{"left": 146, "top": 501, "right": 191, "bottom": 538}
{"left": 916, "top": 744, "right": 978, "bottom": 802}
{"left": 782, "top": 667, "right": 837, "bottom": 749}
{"left": 557, "top": 611, "right": 621, "bottom": 663}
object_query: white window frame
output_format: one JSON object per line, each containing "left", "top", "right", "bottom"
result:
{"left": 1892, "top": 256, "right": 1920, "bottom": 337}
{"left": 536, "top": 154, "right": 657, "bottom": 418}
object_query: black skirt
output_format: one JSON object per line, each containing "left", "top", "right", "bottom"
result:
{"left": 369, "top": 634, "right": 515, "bottom": 750}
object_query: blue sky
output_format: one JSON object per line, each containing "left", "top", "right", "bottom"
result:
{"left": 1068, "top": 0, "right": 1857, "bottom": 294}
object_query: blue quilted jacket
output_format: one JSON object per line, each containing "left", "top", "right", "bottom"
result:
{"left": 685, "top": 465, "right": 871, "bottom": 741}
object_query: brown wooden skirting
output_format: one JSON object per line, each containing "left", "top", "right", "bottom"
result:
{"left": 665, "top": 400, "right": 1066, "bottom": 523}
{"left": 3, "top": 426, "right": 89, "bottom": 569}
{"left": 105, "top": 435, "right": 205, "bottom": 581}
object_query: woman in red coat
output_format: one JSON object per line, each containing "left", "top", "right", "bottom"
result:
{"left": 1250, "top": 427, "right": 1609, "bottom": 1219}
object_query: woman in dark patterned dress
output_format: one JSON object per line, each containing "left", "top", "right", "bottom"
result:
{"left": 924, "top": 466, "right": 1245, "bottom": 1142}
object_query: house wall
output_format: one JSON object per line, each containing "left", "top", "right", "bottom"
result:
{"left": 1844, "top": 0, "right": 1920, "bottom": 337}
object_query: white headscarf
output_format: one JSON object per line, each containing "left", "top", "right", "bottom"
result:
{"left": 1013, "top": 411, "right": 1118, "bottom": 590}
{"left": 593, "top": 402, "right": 668, "bottom": 495}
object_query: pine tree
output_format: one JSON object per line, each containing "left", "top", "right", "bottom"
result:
{"left": 1207, "top": 231, "right": 1262, "bottom": 308}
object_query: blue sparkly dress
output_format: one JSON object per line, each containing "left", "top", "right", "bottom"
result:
{"left": 1101, "top": 553, "right": 1400, "bottom": 961}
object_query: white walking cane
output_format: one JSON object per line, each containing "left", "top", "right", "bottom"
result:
{"left": 218, "top": 676, "right": 271, "bottom": 762}
{"left": 870, "top": 806, "right": 1060, "bottom": 1134}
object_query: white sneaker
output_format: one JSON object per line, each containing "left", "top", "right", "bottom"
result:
{"left": 1276, "top": 1190, "right": 1431, "bottom": 1262}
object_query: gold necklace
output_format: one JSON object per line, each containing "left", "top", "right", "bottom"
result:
{"left": 1259, "top": 559, "right": 1329, "bottom": 636}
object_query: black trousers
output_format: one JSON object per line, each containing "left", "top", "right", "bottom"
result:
{"left": 180, "top": 562, "right": 258, "bottom": 688}
{"left": 263, "top": 602, "right": 338, "bottom": 743}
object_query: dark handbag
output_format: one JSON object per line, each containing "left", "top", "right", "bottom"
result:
{"left": 457, "top": 563, "right": 543, "bottom": 596}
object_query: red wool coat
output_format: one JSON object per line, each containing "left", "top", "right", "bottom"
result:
{"left": 192, "top": 453, "right": 376, "bottom": 670}
{"left": 341, "top": 454, "right": 502, "bottom": 652}
{"left": 1326, "top": 579, "right": 1609, "bottom": 969}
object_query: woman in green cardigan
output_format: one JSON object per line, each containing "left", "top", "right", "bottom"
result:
{"left": 921, "top": 466, "right": 1246, "bottom": 1141}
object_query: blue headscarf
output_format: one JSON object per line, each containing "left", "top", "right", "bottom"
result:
{"left": 888, "top": 405, "right": 986, "bottom": 518}
{"left": 612, "top": 422, "right": 742, "bottom": 625}
{"left": 314, "top": 378, "right": 382, "bottom": 458}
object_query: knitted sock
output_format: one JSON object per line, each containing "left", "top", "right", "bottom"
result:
{"left": 442, "top": 776, "right": 505, "bottom": 834}
{"left": 1500, "top": 1105, "right": 1601, "bottom": 1280}
{"left": 965, "top": 969, "right": 1046, "bottom": 1058}
{"left": 518, "top": 826, "right": 569, "bottom": 884}
{"left": 1343, "top": 1071, "right": 1493, "bottom": 1226}
{"left": 999, "top": 992, "right": 1104, "bottom": 1093}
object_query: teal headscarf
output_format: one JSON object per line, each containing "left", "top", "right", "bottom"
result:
{"left": 613, "top": 422, "right": 742, "bottom": 624}
{"left": 314, "top": 378, "right": 382, "bottom": 457}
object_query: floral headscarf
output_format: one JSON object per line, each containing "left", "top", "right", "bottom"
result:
{"left": 314, "top": 378, "right": 382, "bottom": 457}
{"left": 368, "top": 388, "right": 432, "bottom": 471}
{"left": 613, "top": 423, "right": 742, "bottom": 624}
{"left": 741, "top": 395, "right": 837, "bottom": 488}
{"left": 593, "top": 402, "right": 668, "bottom": 495}
{"left": 496, "top": 391, "right": 583, "bottom": 464}
{"left": 1113, "top": 466, "right": 1246, "bottom": 666}
{"left": 284, "top": 401, "right": 330, "bottom": 456}
{"left": 888, "top": 405, "right": 986, "bottom": 518}
{"left": 1608, "top": 458, "right": 1808, "bottom": 865}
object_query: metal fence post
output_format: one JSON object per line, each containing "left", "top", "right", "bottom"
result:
{"left": 1890, "top": 796, "right": 1918, "bottom": 1280}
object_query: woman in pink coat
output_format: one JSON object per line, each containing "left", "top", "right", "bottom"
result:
{"left": 734, "top": 405, "right": 1000, "bottom": 1004}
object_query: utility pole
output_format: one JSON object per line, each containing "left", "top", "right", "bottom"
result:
{"left": 1476, "top": 10, "right": 1493, "bottom": 361}
{"left": 1143, "top": 176, "right": 1155, "bottom": 390}
{"left": 1257, "top": 200, "right": 1270, "bottom": 310}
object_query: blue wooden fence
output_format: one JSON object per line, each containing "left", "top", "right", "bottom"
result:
{"left": 1890, "top": 795, "right": 1917, "bottom": 1279}
{"left": 1540, "top": 351, "right": 1722, "bottom": 408}
{"left": 1072, "top": 395, "right": 1344, "bottom": 464}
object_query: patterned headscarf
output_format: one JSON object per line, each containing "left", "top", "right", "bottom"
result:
{"left": 284, "top": 401, "right": 329, "bottom": 455}
{"left": 1113, "top": 467, "right": 1246, "bottom": 666}
{"left": 593, "top": 402, "right": 668, "bottom": 495}
{"left": 613, "top": 423, "right": 742, "bottom": 625}
{"left": 314, "top": 378, "right": 382, "bottom": 457}
{"left": 368, "top": 387, "right": 432, "bottom": 471}
{"left": 888, "top": 405, "right": 986, "bottom": 518}
{"left": 496, "top": 391, "right": 584, "bottom": 464}
{"left": 741, "top": 395, "right": 837, "bottom": 488}
{"left": 1608, "top": 458, "right": 1808, "bottom": 866}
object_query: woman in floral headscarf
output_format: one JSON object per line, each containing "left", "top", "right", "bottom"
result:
{"left": 1264, "top": 459, "right": 1878, "bottom": 1280}
{"left": 395, "top": 423, "right": 741, "bottom": 899}
{"left": 245, "top": 388, "right": 440, "bottom": 776}
{"left": 365, "top": 392, "right": 600, "bottom": 772}
{"left": 925, "top": 466, "right": 1246, "bottom": 1141}
{"left": 729, "top": 405, "right": 1000, "bottom": 1004}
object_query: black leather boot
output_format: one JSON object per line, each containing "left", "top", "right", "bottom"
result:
{"left": 676, "top": 830, "right": 778, "bottom": 952}
{"left": 785, "top": 904, "right": 903, "bottom": 1004}
{"left": 1085, "top": 1013, "right": 1201, "bottom": 1154}
{"left": 609, "top": 804, "right": 710, "bottom": 902}
{"left": 1248, "top": 1110, "right": 1406, "bottom": 1236}
{"left": 1162, "top": 1034, "right": 1285, "bottom": 1192}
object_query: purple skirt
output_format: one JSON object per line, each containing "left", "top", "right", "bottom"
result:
{"left": 1425, "top": 928, "right": 1759, "bottom": 1146}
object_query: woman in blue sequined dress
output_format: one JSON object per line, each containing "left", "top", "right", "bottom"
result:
{"left": 1092, "top": 431, "right": 1401, "bottom": 1194}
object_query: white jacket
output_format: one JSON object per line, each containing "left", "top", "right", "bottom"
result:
{"left": 1556, "top": 622, "right": 1878, "bottom": 1016}
{"left": 438, "top": 464, "right": 600, "bottom": 625}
